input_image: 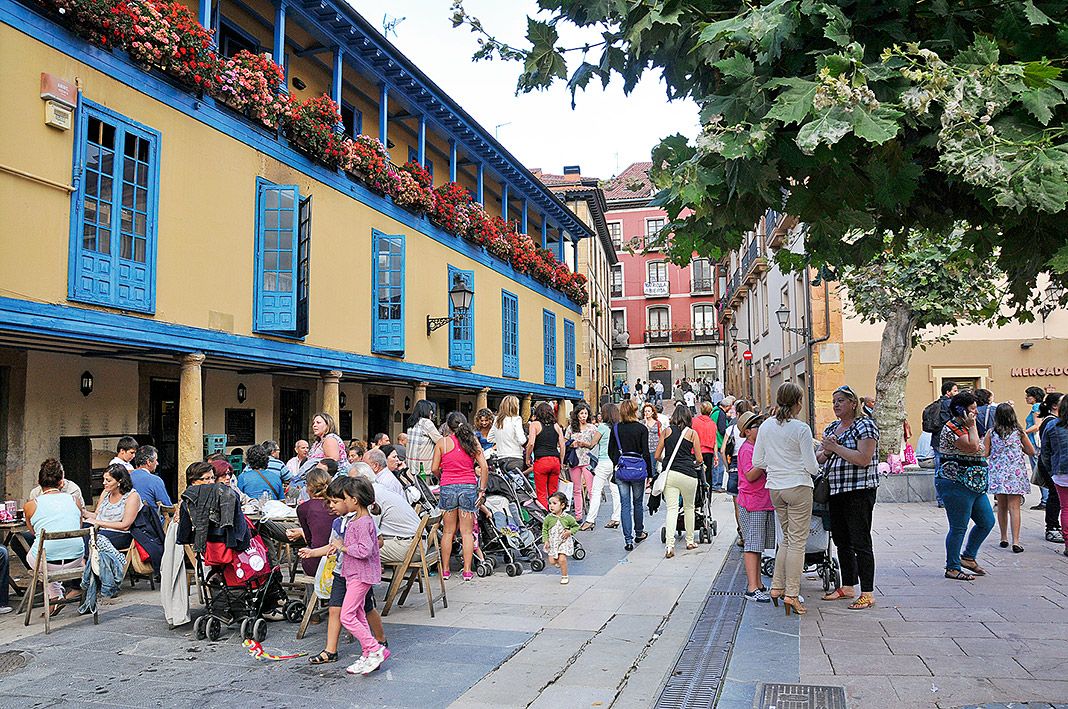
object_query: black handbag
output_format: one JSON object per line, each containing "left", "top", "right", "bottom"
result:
{"left": 812, "top": 473, "right": 830, "bottom": 504}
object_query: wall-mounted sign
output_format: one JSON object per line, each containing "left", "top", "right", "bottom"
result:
{"left": 650, "top": 358, "right": 671, "bottom": 371}
{"left": 644, "top": 281, "right": 669, "bottom": 297}
{"left": 1011, "top": 367, "right": 1067, "bottom": 377}
{"left": 742, "top": 350, "right": 753, "bottom": 361}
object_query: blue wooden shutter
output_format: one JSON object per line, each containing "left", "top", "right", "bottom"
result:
{"left": 70, "top": 102, "right": 159, "bottom": 313}
{"left": 254, "top": 179, "right": 300, "bottom": 334}
{"left": 502, "top": 290, "right": 519, "bottom": 378}
{"left": 543, "top": 310, "right": 557, "bottom": 385}
{"left": 296, "top": 195, "right": 312, "bottom": 338}
{"left": 449, "top": 266, "right": 475, "bottom": 369}
{"left": 371, "top": 230, "right": 405, "bottom": 355}
{"left": 564, "top": 319, "right": 576, "bottom": 389}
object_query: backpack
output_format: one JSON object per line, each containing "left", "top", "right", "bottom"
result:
{"left": 921, "top": 399, "right": 943, "bottom": 434}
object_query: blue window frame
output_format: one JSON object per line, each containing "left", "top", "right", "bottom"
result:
{"left": 564, "top": 318, "right": 576, "bottom": 389}
{"left": 501, "top": 290, "right": 519, "bottom": 378}
{"left": 407, "top": 146, "right": 433, "bottom": 177}
{"left": 69, "top": 100, "right": 160, "bottom": 314}
{"left": 543, "top": 310, "right": 557, "bottom": 386}
{"left": 372, "top": 230, "right": 405, "bottom": 355}
{"left": 254, "top": 178, "right": 310, "bottom": 337}
{"left": 448, "top": 266, "right": 474, "bottom": 369}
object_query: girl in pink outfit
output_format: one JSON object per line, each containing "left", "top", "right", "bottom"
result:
{"left": 736, "top": 411, "right": 773, "bottom": 603}
{"left": 565, "top": 403, "right": 601, "bottom": 522}
{"left": 329, "top": 476, "right": 387, "bottom": 676}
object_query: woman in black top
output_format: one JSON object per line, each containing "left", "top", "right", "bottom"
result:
{"left": 526, "top": 401, "right": 564, "bottom": 510}
{"left": 655, "top": 406, "right": 703, "bottom": 557}
{"left": 608, "top": 399, "right": 651, "bottom": 550}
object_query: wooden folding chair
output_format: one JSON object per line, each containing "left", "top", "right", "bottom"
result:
{"left": 19, "top": 527, "right": 94, "bottom": 634}
{"left": 381, "top": 514, "right": 447, "bottom": 618}
{"left": 158, "top": 502, "right": 204, "bottom": 605}
{"left": 292, "top": 573, "right": 320, "bottom": 640}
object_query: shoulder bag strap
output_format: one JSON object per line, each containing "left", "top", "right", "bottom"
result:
{"left": 254, "top": 469, "right": 282, "bottom": 498}
{"left": 664, "top": 427, "right": 689, "bottom": 473}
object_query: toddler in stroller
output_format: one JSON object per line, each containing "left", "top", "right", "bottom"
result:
{"left": 177, "top": 476, "right": 302, "bottom": 642}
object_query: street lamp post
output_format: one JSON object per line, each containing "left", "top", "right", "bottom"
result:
{"left": 427, "top": 273, "right": 475, "bottom": 336}
{"left": 775, "top": 302, "right": 811, "bottom": 337}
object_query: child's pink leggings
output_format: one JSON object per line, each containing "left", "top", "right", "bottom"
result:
{"left": 340, "top": 578, "right": 380, "bottom": 655}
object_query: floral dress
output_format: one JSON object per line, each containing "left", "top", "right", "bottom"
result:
{"left": 987, "top": 429, "right": 1031, "bottom": 496}
{"left": 542, "top": 513, "right": 578, "bottom": 558}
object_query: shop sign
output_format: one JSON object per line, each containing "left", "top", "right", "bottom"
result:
{"left": 644, "top": 281, "right": 669, "bottom": 296}
{"left": 650, "top": 358, "right": 671, "bottom": 371}
{"left": 1011, "top": 367, "right": 1067, "bottom": 377}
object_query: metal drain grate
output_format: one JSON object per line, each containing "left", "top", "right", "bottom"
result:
{"left": 653, "top": 552, "right": 747, "bottom": 709}
{"left": 0, "top": 651, "right": 30, "bottom": 677}
{"left": 757, "top": 683, "right": 848, "bottom": 709}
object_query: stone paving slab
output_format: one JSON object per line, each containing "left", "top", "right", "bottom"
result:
{"left": 794, "top": 495, "right": 1068, "bottom": 709}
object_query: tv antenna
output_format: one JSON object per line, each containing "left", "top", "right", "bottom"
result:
{"left": 382, "top": 14, "right": 405, "bottom": 39}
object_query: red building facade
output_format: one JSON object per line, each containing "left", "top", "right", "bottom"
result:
{"left": 606, "top": 163, "right": 722, "bottom": 397}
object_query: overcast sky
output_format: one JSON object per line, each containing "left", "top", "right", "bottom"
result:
{"left": 351, "top": 0, "right": 699, "bottom": 180}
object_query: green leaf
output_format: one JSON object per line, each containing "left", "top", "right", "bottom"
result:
{"left": 1023, "top": 0, "right": 1054, "bottom": 26}
{"left": 817, "top": 3, "right": 852, "bottom": 46}
{"left": 1050, "top": 243, "right": 1068, "bottom": 273}
{"left": 1022, "top": 61, "right": 1063, "bottom": 88}
{"left": 796, "top": 111, "right": 852, "bottom": 154}
{"left": 850, "top": 106, "right": 902, "bottom": 144}
{"left": 955, "top": 35, "right": 1000, "bottom": 66}
{"left": 715, "top": 54, "right": 755, "bottom": 79}
{"left": 765, "top": 78, "right": 819, "bottom": 125}
{"left": 1019, "top": 87, "right": 1064, "bottom": 125}
{"left": 820, "top": 52, "right": 853, "bottom": 76}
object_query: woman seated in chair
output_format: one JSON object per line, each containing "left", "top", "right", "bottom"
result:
{"left": 23, "top": 459, "right": 85, "bottom": 612}
{"left": 83, "top": 464, "right": 142, "bottom": 549}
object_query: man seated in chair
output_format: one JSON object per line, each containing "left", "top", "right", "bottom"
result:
{"left": 349, "top": 463, "right": 420, "bottom": 564}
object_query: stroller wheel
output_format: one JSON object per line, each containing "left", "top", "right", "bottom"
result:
{"left": 711, "top": 520, "right": 718, "bottom": 536}
{"left": 831, "top": 562, "right": 842, "bottom": 591}
{"left": 761, "top": 557, "right": 774, "bottom": 578}
{"left": 253, "top": 617, "right": 268, "bottom": 643}
{"left": 514, "top": 564, "right": 523, "bottom": 576}
{"left": 530, "top": 557, "right": 545, "bottom": 572}
{"left": 206, "top": 617, "right": 222, "bottom": 642}
{"left": 660, "top": 527, "right": 667, "bottom": 544}
{"left": 573, "top": 546, "right": 586, "bottom": 561}
{"left": 699, "top": 528, "right": 709, "bottom": 544}
{"left": 284, "top": 599, "right": 306, "bottom": 624}
{"left": 239, "top": 618, "right": 251, "bottom": 640}
{"left": 487, "top": 557, "right": 498, "bottom": 570}
{"left": 476, "top": 563, "right": 490, "bottom": 578}
{"left": 505, "top": 563, "right": 518, "bottom": 577}
{"left": 194, "top": 616, "right": 207, "bottom": 641}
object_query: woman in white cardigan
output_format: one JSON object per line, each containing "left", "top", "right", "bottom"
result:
{"left": 751, "top": 382, "right": 819, "bottom": 616}
{"left": 489, "top": 395, "right": 527, "bottom": 473}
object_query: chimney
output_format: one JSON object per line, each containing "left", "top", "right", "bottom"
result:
{"left": 563, "top": 165, "right": 581, "bottom": 175}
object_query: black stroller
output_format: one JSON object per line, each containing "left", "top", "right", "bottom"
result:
{"left": 496, "top": 462, "right": 586, "bottom": 566}
{"left": 760, "top": 507, "right": 841, "bottom": 592}
{"left": 660, "top": 463, "right": 719, "bottom": 545}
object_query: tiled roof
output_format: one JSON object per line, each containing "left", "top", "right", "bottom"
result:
{"left": 604, "top": 161, "right": 654, "bottom": 202}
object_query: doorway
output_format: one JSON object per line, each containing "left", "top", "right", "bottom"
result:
{"left": 366, "top": 394, "right": 391, "bottom": 440}
{"left": 279, "top": 388, "right": 309, "bottom": 459}
{"left": 149, "top": 379, "right": 179, "bottom": 501}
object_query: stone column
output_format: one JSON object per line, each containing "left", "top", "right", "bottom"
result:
{"left": 557, "top": 398, "right": 569, "bottom": 427}
{"left": 521, "top": 394, "right": 532, "bottom": 422}
{"left": 177, "top": 352, "right": 205, "bottom": 494}
{"left": 414, "top": 381, "right": 428, "bottom": 403}
{"left": 476, "top": 387, "right": 490, "bottom": 412}
{"left": 321, "top": 371, "right": 342, "bottom": 423}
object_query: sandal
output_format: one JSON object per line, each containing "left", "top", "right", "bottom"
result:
{"left": 579, "top": 522, "right": 595, "bottom": 532}
{"left": 604, "top": 520, "right": 620, "bottom": 529}
{"left": 960, "top": 557, "right": 986, "bottom": 576}
{"left": 821, "top": 588, "right": 854, "bottom": 601}
{"left": 1012, "top": 544, "right": 1024, "bottom": 553}
{"left": 944, "top": 569, "right": 975, "bottom": 581}
{"left": 686, "top": 543, "right": 698, "bottom": 550}
{"left": 848, "top": 594, "right": 875, "bottom": 610}
{"left": 310, "top": 650, "right": 338, "bottom": 665}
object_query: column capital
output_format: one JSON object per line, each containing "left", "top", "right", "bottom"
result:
{"left": 479, "top": 387, "right": 491, "bottom": 394}
{"left": 179, "top": 352, "right": 206, "bottom": 367}
{"left": 322, "top": 370, "right": 343, "bottom": 384}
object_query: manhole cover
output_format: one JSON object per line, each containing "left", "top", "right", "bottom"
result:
{"left": 757, "top": 683, "right": 847, "bottom": 709}
{"left": 0, "top": 651, "right": 30, "bottom": 677}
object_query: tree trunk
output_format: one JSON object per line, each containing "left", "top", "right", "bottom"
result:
{"left": 874, "top": 304, "right": 917, "bottom": 461}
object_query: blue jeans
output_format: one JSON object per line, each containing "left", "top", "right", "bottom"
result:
{"left": 935, "top": 478, "right": 994, "bottom": 572}
{"left": 616, "top": 479, "right": 646, "bottom": 544}
{"left": 933, "top": 450, "right": 943, "bottom": 504}
{"left": 709, "top": 455, "right": 724, "bottom": 489}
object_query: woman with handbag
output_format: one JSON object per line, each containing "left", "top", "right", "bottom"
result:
{"left": 816, "top": 385, "right": 881, "bottom": 610}
{"left": 654, "top": 406, "right": 703, "bottom": 558}
{"left": 751, "top": 383, "right": 820, "bottom": 616}
{"left": 935, "top": 390, "right": 995, "bottom": 580}
{"left": 608, "top": 399, "right": 651, "bottom": 551}
{"left": 565, "top": 403, "right": 600, "bottom": 524}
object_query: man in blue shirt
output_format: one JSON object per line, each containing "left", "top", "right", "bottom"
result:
{"left": 237, "top": 445, "right": 284, "bottom": 501}
{"left": 262, "top": 440, "right": 291, "bottom": 484}
{"left": 130, "top": 445, "right": 172, "bottom": 514}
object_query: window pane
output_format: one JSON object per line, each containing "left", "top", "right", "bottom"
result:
{"left": 100, "top": 122, "right": 115, "bottom": 149}
{"left": 278, "top": 251, "right": 292, "bottom": 271}
{"left": 82, "top": 223, "right": 96, "bottom": 252}
{"left": 265, "top": 229, "right": 281, "bottom": 251}
{"left": 86, "top": 144, "right": 100, "bottom": 172}
{"left": 100, "top": 176, "right": 113, "bottom": 198}
{"left": 265, "top": 210, "right": 280, "bottom": 230}
{"left": 278, "top": 272, "right": 292, "bottom": 291}
{"left": 98, "top": 228, "right": 111, "bottom": 254}
{"left": 264, "top": 251, "right": 278, "bottom": 271}
{"left": 123, "top": 157, "right": 135, "bottom": 184}
{"left": 279, "top": 190, "right": 294, "bottom": 210}
{"left": 137, "top": 137, "right": 149, "bottom": 163}
{"left": 124, "top": 133, "right": 138, "bottom": 158}
{"left": 133, "top": 213, "right": 146, "bottom": 236}
{"left": 263, "top": 272, "right": 276, "bottom": 290}
{"left": 134, "top": 237, "right": 146, "bottom": 262}
{"left": 99, "top": 151, "right": 114, "bottom": 177}
{"left": 121, "top": 234, "right": 133, "bottom": 260}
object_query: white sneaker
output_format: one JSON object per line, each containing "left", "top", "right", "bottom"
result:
{"left": 345, "top": 656, "right": 369, "bottom": 675}
{"left": 560, "top": 576, "right": 569, "bottom": 585}
{"left": 0, "top": 606, "right": 12, "bottom": 615}
{"left": 360, "top": 647, "right": 386, "bottom": 675}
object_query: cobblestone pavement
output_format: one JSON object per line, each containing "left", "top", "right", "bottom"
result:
{"left": 0, "top": 492, "right": 738, "bottom": 708}
{"left": 721, "top": 492, "right": 1068, "bottom": 709}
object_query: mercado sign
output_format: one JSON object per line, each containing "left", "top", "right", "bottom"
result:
{"left": 1011, "top": 367, "right": 1068, "bottom": 377}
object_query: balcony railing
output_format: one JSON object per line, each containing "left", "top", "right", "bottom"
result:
{"left": 691, "top": 277, "right": 714, "bottom": 294}
{"left": 610, "top": 283, "right": 623, "bottom": 298}
{"left": 643, "top": 328, "right": 722, "bottom": 345}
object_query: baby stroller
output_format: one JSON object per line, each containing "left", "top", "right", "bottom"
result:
{"left": 497, "top": 463, "right": 586, "bottom": 565}
{"left": 483, "top": 469, "right": 544, "bottom": 574}
{"left": 760, "top": 510, "right": 841, "bottom": 593}
{"left": 660, "top": 464, "right": 719, "bottom": 545}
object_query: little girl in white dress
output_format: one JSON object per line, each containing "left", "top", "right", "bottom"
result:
{"left": 542, "top": 492, "right": 580, "bottom": 584}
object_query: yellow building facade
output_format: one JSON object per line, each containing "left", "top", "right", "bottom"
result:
{"left": 0, "top": 0, "right": 589, "bottom": 500}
